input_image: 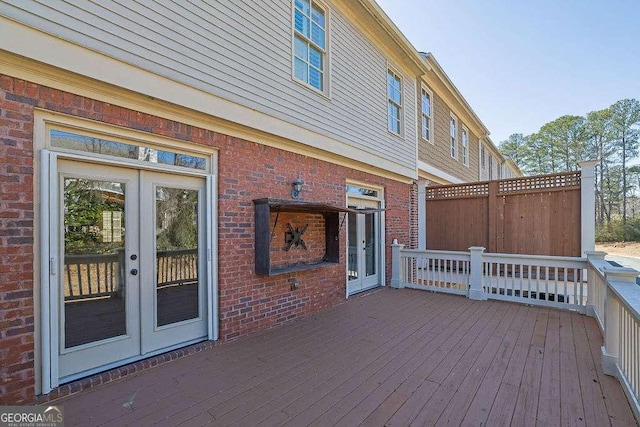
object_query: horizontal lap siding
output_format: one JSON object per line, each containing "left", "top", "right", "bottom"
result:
{"left": 419, "top": 89, "right": 478, "bottom": 183}
{"left": 0, "top": 0, "right": 417, "bottom": 173}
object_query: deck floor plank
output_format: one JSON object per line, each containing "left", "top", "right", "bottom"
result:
{"left": 240, "top": 295, "right": 467, "bottom": 426}
{"left": 332, "top": 299, "right": 500, "bottom": 426}
{"left": 292, "top": 297, "right": 495, "bottom": 426}
{"left": 537, "top": 307, "right": 562, "bottom": 426}
{"left": 435, "top": 302, "right": 525, "bottom": 426}
{"left": 215, "top": 293, "right": 450, "bottom": 425}
{"left": 460, "top": 304, "right": 530, "bottom": 426}
{"left": 559, "top": 309, "right": 586, "bottom": 425}
{"left": 483, "top": 304, "right": 539, "bottom": 426}
{"left": 571, "top": 312, "right": 611, "bottom": 427}
{"left": 408, "top": 301, "right": 510, "bottom": 425}
{"left": 510, "top": 308, "right": 549, "bottom": 427}
{"left": 53, "top": 288, "right": 636, "bottom": 427}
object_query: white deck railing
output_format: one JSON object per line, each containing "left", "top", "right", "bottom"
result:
{"left": 391, "top": 243, "right": 640, "bottom": 421}
{"left": 399, "top": 249, "right": 470, "bottom": 295}
{"left": 482, "top": 252, "right": 587, "bottom": 312}
{"left": 585, "top": 252, "right": 640, "bottom": 420}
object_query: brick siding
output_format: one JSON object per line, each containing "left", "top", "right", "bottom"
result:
{"left": 0, "top": 75, "right": 414, "bottom": 403}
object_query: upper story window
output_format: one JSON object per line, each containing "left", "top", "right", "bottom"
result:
{"left": 481, "top": 145, "right": 486, "bottom": 168}
{"left": 293, "top": 0, "right": 327, "bottom": 92}
{"left": 387, "top": 69, "right": 402, "bottom": 135}
{"left": 450, "top": 113, "right": 458, "bottom": 159}
{"left": 420, "top": 86, "right": 432, "bottom": 142}
{"left": 461, "top": 126, "right": 469, "bottom": 166}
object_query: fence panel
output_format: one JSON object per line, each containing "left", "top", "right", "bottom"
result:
{"left": 425, "top": 171, "right": 581, "bottom": 256}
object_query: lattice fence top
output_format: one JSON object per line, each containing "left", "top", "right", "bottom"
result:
{"left": 425, "top": 171, "right": 581, "bottom": 200}
{"left": 499, "top": 171, "right": 581, "bottom": 194}
{"left": 426, "top": 182, "right": 489, "bottom": 199}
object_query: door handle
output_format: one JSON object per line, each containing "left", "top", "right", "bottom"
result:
{"left": 130, "top": 268, "right": 138, "bottom": 276}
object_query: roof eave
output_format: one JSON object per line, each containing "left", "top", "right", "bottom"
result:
{"left": 357, "top": 0, "right": 430, "bottom": 75}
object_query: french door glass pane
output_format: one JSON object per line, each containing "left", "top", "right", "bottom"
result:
{"left": 365, "top": 214, "right": 377, "bottom": 277}
{"left": 63, "top": 178, "right": 126, "bottom": 348}
{"left": 347, "top": 211, "right": 358, "bottom": 280}
{"left": 155, "top": 187, "right": 200, "bottom": 327}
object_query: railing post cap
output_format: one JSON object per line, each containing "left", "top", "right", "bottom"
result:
{"left": 585, "top": 251, "right": 607, "bottom": 260}
{"left": 577, "top": 159, "right": 598, "bottom": 169}
{"left": 391, "top": 239, "right": 404, "bottom": 248}
{"left": 603, "top": 267, "right": 639, "bottom": 283}
{"left": 469, "top": 246, "right": 486, "bottom": 252}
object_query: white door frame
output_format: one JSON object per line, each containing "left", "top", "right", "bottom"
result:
{"left": 345, "top": 182, "right": 385, "bottom": 297}
{"left": 40, "top": 150, "right": 218, "bottom": 392}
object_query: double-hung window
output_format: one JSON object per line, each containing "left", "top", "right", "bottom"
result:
{"left": 387, "top": 69, "right": 402, "bottom": 135}
{"left": 293, "top": 0, "right": 326, "bottom": 92}
{"left": 461, "top": 126, "right": 469, "bottom": 166}
{"left": 420, "top": 86, "right": 432, "bottom": 142}
{"left": 450, "top": 114, "right": 458, "bottom": 159}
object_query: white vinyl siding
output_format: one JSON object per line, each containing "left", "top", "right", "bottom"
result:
{"left": 293, "top": 0, "right": 326, "bottom": 92}
{"left": 387, "top": 69, "right": 402, "bottom": 135}
{"left": 0, "top": 0, "right": 418, "bottom": 175}
{"left": 450, "top": 113, "right": 458, "bottom": 159}
{"left": 420, "top": 86, "right": 432, "bottom": 143}
{"left": 461, "top": 126, "right": 469, "bottom": 166}
{"left": 489, "top": 156, "right": 494, "bottom": 179}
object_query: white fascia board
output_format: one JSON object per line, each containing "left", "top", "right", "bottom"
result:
{"left": 418, "top": 160, "right": 464, "bottom": 184}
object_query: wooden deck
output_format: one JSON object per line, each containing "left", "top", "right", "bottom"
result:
{"left": 56, "top": 288, "right": 636, "bottom": 426}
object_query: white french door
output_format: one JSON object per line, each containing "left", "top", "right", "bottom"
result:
{"left": 139, "top": 171, "right": 207, "bottom": 353}
{"left": 56, "top": 160, "right": 208, "bottom": 381}
{"left": 347, "top": 198, "right": 381, "bottom": 296}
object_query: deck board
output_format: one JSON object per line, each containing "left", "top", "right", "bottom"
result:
{"left": 54, "top": 288, "right": 636, "bottom": 426}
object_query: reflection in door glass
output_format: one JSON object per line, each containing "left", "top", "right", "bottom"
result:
{"left": 63, "top": 178, "right": 126, "bottom": 348}
{"left": 365, "top": 214, "right": 377, "bottom": 277}
{"left": 347, "top": 211, "right": 358, "bottom": 280}
{"left": 156, "top": 187, "right": 200, "bottom": 327}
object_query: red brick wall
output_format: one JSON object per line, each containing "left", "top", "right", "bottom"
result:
{"left": 268, "top": 212, "right": 326, "bottom": 268}
{"left": 0, "top": 74, "right": 414, "bottom": 403}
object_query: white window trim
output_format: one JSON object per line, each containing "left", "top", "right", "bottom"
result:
{"left": 291, "top": 0, "right": 330, "bottom": 96}
{"left": 449, "top": 112, "right": 458, "bottom": 160}
{"left": 461, "top": 125, "right": 469, "bottom": 167}
{"left": 420, "top": 84, "right": 433, "bottom": 144}
{"left": 387, "top": 66, "right": 404, "bottom": 137}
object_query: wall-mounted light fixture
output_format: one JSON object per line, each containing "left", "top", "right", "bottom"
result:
{"left": 291, "top": 178, "right": 304, "bottom": 199}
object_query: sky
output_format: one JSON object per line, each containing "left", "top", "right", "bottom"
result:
{"left": 375, "top": 0, "right": 640, "bottom": 145}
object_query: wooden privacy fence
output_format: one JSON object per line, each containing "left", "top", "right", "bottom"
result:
{"left": 425, "top": 171, "right": 582, "bottom": 256}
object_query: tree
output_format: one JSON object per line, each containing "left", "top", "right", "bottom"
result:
{"left": 499, "top": 134, "right": 529, "bottom": 166}
{"left": 586, "top": 108, "right": 614, "bottom": 226}
{"left": 538, "top": 115, "right": 587, "bottom": 172}
{"left": 610, "top": 99, "right": 640, "bottom": 234}
{"left": 500, "top": 98, "right": 640, "bottom": 241}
